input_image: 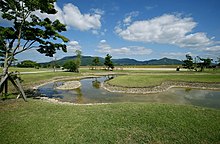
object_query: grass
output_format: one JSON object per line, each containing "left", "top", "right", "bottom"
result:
{"left": 1, "top": 67, "right": 220, "bottom": 143}
{"left": 0, "top": 100, "right": 220, "bottom": 144}
{"left": 108, "top": 74, "right": 220, "bottom": 87}
{"left": 20, "top": 71, "right": 81, "bottom": 86}
{"left": 0, "top": 67, "right": 53, "bottom": 73}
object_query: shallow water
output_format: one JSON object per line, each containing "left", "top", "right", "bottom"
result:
{"left": 38, "top": 76, "right": 220, "bottom": 109}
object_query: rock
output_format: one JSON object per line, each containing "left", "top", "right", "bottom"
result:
{"left": 56, "top": 81, "right": 81, "bottom": 90}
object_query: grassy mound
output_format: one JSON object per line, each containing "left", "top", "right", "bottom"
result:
{"left": 108, "top": 74, "right": 220, "bottom": 87}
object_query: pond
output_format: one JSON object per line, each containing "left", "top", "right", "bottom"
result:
{"left": 37, "top": 75, "right": 220, "bottom": 109}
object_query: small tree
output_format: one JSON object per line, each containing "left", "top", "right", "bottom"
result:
{"left": 63, "top": 60, "right": 78, "bottom": 72}
{"left": 92, "top": 57, "right": 100, "bottom": 69}
{"left": 104, "top": 54, "right": 114, "bottom": 70}
{"left": 0, "top": 0, "right": 69, "bottom": 98}
{"left": 217, "top": 57, "right": 220, "bottom": 66}
{"left": 63, "top": 50, "right": 82, "bottom": 73}
{"left": 197, "top": 57, "right": 213, "bottom": 71}
{"left": 182, "top": 54, "right": 194, "bottom": 70}
{"left": 74, "top": 50, "right": 82, "bottom": 73}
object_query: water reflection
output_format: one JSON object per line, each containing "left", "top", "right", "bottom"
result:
{"left": 75, "top": 88, "right": 83, "bottom": 103}
{"left": 92, "top": 78, "right": 101, "bottom": 89}
{"left": 38, "top": 76, "right": 220, "bottom": 109}
{"left": 185, "top": 88, "right": 192, "bottom": 92}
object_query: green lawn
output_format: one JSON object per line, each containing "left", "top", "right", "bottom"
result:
{"left": 1, "top": 67, "right": 220, "bottom": 143}
{"left": 20, "top": 72, "right": 81, "bottom": 86}
{"left": 108, "top": 74, "right": 220, "bottom": 87}
{"left": 0, "top": 67, "right": 53, "bottom": 72}
{"left": 0, "top": 100, "right": 220, "bottom": 144}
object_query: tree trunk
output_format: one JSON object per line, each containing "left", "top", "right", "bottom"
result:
{"left": 1, "top": 53, "right": 9, "bottom": 81}
{"left": 0, "top": 57, "right": 9, "bottom": 95}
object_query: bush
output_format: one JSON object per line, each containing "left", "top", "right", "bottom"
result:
{"left": 17, "top": 60, "right": 40, "bottom": 68}
{"left": 63, "top": 60, "right": 78, "bottom": 72}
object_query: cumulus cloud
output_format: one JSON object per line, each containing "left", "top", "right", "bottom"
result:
{"left": 116, "top": 14, "right": 219, "bottom": 50}
{"left": 33, "top": 3, "right": 102, "bottom": 31}
{"left": 96, "top": 40, "right": 152, "bottom": 55}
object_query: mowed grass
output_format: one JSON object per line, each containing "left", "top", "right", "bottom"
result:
{"left": 0, "top": 100, "right": 220, "bottom": 144}
{"left": 0, "top": 67, "right": 52, "bottom": 72}
{"left": 108, "top": 74, "right": 220, "bottom": 87}
{"left": 20, "top": 72, "right": 81, "bottom": 86}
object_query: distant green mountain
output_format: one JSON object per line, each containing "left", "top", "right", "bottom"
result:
{"left": 40, "top": 56, "right": 183, "bottom": 66}
{"left": 145, "top": 57, "right": 183, "bottom": 65}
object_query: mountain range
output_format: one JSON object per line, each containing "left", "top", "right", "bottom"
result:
{"left": 41, "top": 56, "right": 183, "bottom": 66}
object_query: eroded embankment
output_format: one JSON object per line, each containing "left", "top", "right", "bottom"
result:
{"left": 102, "top": 81, "right": 220, "bottom": 94}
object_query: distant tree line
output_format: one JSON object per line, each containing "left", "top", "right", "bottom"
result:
{"left": 182, "top": 54, "right": 219, "bottom": 71}
{"left": 62, "top": 53, "right": 114, "bottom": 72}
{"left": 17, "top": 60, "right": 40, "bottom": 69}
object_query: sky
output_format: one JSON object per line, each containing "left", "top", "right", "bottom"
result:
{"left": 1, "top": 0, "right": 220, "bottom": 62}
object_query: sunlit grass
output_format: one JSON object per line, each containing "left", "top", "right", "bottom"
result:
{"left": 0, "top": 100, "right": 220, "bottom": 143}
{"left": 108, "top": 74, "right": 220, "bottom": 87}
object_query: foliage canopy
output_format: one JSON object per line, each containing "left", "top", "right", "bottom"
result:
{"left": 0, "top": 0, "right": 69, "bottom": 73}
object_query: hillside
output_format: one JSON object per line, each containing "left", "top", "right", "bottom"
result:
{"left": 41, "top": 56, "right": 183, "bottom": 66}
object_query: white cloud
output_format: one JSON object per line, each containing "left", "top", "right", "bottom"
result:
{"left": 63, "top": 3, "right": 101, "bottom": 31}
{"left": 176, "top": 33, "right": 212, "bottom": 48}
{"left": 123, "top": 16, "right": 132, "bottom": 24}
{"left": 202, "top": 45, "right": 220, "bottom": 52}
{"left": 91, "top": 29, "right": 107, "bottom": 36}
{"left": 96, "top": 40, "right": 152, "bottom": 55}
{"left": 33, "top": 3, "right": 102, "bottom": 31}
{"left": 123, "top": 11, "right": 139, "bottom": 25}
{"left": 91, "top": 8, "right": 105, "bottom": 15}
{"left": 66, "top": 40, "right": 81, "bottom": 53}
{"left": 116, "top": 14, "right": 219, "bottom": 50}
{"left": 100, "top": 39, "right": 107, "bottom": 43}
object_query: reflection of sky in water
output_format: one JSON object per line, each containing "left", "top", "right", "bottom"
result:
{"left": 38, "top": 76, "right": 220, "bottom": 109}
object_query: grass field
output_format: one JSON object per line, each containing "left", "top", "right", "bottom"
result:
{"left": 108, "top": 74, "right": 220, "bottom": 87}
{"left": 1, "top": 67, "right": 220, "bottom": 143}
{"left": 0, "top": 100, "right": 220, "bottom": 144}
{"left": 0, "top": 67, "right": 52, "bottom": 73}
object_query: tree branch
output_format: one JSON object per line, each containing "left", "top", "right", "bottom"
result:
{"left": 22, "top": 40, "right": 30, "bottom": 50}
{"left": 14, "top": 45, "right": 38, "bottom": 56}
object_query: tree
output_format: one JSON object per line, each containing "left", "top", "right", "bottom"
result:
{"left": 104, "top": 54, "right": 114, "bottom": 70}
{"left": 74, "top": 50, "right": 82, "bottom": 73}
{"left": 63, "top": 50, "right": 82, "bottom": 73}
{"left": 0, "top": 0, "right": 69, "bottom": 97}
{"left": 182, "top": 54, "right": 194, "bottom": 70}
{"left": 217, "top": 57, "right": 220, "bottom": 66}
{"left": 63, "top": 60, "right": 78, "bottom": 72}
{"left": 17, "top": 60, "right": 39, "bottom": 68}
{"left": 197, "top": 57, "right": 213, "bottom": 71}
{"left": 92, "top": 57, "right": 100, "bottom": 69}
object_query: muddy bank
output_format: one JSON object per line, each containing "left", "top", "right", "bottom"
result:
{"left": 102, "top": 81, "right": 220, "bottom": 94}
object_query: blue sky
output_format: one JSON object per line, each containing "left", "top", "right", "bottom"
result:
{"left": 1, "top": 0, "right": 220, "bottom": 62}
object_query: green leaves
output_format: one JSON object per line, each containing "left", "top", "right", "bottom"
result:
{"left": 0, "top": 0, "right": 69, "bottom": 60}
{"left": 104, "top": 54, "right": 114, "bottom": 70}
